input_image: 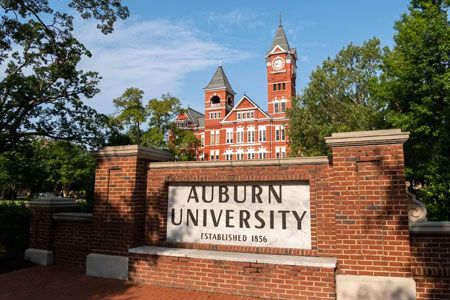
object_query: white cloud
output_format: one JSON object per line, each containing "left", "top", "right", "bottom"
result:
{"left": 203, "top": 10, "right": 266, "bottom": 32}
{"left": 76, "top": 18, "right": 252, "bottom": 114}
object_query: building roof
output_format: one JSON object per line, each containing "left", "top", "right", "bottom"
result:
{"left": 270, "top": 24, "right": 290, "bottom": 52}
{"left": 221, "top": 95, "right": 271, "bottom": 123}
{"left": 204, "top": 65, "right": 236, "bottom": 95}
{"left": 185, "top": 107, "right": 204, "bottom": 127}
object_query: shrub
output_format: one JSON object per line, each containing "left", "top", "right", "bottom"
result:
{"left": 0, "top": 201, "right": 31, "bottom": 257}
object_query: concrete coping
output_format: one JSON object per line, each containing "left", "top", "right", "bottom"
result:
{"left": 409, "top": 221, "right": 450, "bottom": 234}
{"left": 53, "top": 212, "right": 93, "bottom": 222}
{"left": 128, "top": 246, "right": 337, "bottom": 268}
{"left": 27, "top": 197, "right": 77, "bottom": 209}
{"left": 149, "top": 156, "right": 329, "bottom": 169}
{"left": 95, "top": 145, "right": 173, "bottom": 162}
{"left": 325, "top": 129, "right": 410, "bottom": 147}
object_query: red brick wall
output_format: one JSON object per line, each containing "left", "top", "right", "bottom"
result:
{"left": 52, "top": 220, "right": 93, "bottom": 269}
{"left": 92, "top": 156, "right": 149, "bottom": 256}
{"left": 330, "top": 144, "right": 412, "bottom": 277}
{"left": 411, "top": 233, "right": 450, "bottom": 300}
{"left": 129, "top": 253, "right": 335, "bottom": 300}
{"left": 29, "top": 208, "right": 54, "bottom": 250}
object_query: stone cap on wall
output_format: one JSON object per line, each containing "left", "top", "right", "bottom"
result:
{"left": 53, "top": 212, "right": 93, "bottom": 222}
{"left": 149, "top": 156, "right": 329, "bottom": 169}
{"left": 95, "top": 145, "right": 173, "bottom": 161}
{"left": 409, "top": 222, "right": 450, "bottom": 235}
{"left": 325, "top": 129, "right": 410, "bottom": 147}
{"left": 27, "top": 197, "right": 78, "bottom": 210}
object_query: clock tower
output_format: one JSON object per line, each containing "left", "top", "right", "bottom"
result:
{"left": 266, "top": 23, "right": 297, "bottom": 116}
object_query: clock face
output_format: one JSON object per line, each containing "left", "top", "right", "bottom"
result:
{"left": 272, "top": 57, "right": 285, "bottom": 70}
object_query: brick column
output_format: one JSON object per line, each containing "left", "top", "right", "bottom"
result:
{"left": 26, "top": 197, "right": 77, "bottom": 265}
{"left": 92, "top": 145, "right": 173, "bottom": 255}
{"left": 86, "top": 145, "right": 172, "bottom": 280}
{"left": 325, "top": 129, "right": 416, "bottom": 299}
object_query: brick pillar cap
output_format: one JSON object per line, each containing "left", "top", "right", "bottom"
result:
{"left": 28, "top": 197, "right": 77, "bottom": 209}
{"left": 95, "top": 145, "right": 173, "bottom": 161}
{"left": 325, "top": 129, "right": 409, "bottom": 147}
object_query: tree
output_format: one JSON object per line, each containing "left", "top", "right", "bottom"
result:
{"left": 169, "top": 126, "right": 200, "bottom": 161}
{"left": 0, "top": 142, "right": 44, "bottom": 199}
{"left": 377, "top": 0, "right": 450, "bottom": 220}
{"left": 0, "top": 0, "right": 129, "bottom": 151}
{"left": 144, "top": 93, "right": 181, "bottom": 148}
{"left": 42, "top": 141, "right": 96, "bottom": 197}
{"left": 288, "top": 38, "right": 385, "bottom": 156}
{"left": 112, "top": 88, "right": 147, "bottom": 144}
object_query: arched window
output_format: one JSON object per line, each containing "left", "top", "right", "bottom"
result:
{"left": 211, "top": 95, "right": 220, "bottom": 105}
{"left": 227, "top": 96, "right": 233, "bottom": 106}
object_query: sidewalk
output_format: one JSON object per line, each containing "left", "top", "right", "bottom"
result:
{"left": 0, "top": 265, "right": 255, "bottom": 300}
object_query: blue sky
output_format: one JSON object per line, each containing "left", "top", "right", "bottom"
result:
{"left": 77, "top": 0, "right": 410, "bottom": 114}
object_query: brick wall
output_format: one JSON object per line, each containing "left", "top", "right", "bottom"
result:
{"left": 330, "top": 144, "right": 411, "bottom": 277}
{"left": 411, "top": 233, "right": 450, "bottom": 300}
{"left": 26, "top": 130, "right": 450, "bottom": 299}
{"left": 92, "top": 155, "right": 148, "bottom": 256}
{"left": 129, "top": 253, "right": 335, "bottom": 300}
{"left": 52, "top": 220, "right": 93, "bottom": 269}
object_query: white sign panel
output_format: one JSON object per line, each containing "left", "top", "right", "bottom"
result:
{"left": 166, "top": 183, "right": 311, "bottom": 249}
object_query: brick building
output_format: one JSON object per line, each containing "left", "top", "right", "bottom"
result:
{"left": 175, "top": 23, "right": 297, "bottom": 161}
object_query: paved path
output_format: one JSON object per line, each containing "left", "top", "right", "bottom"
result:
{"left": 0, "top": 265, "right": 255, "bottom": 300}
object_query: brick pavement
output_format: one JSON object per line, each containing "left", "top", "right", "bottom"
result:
{"left": 0, "top": 266, "right": 256, "bottom": 300}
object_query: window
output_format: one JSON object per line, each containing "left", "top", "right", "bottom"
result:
{"left": 275, "top": 147, "right": 286, "bottom": 159}
{"left": 237, "top": 110, "right": 255, "bottom": 120}
{"left": 274, "top": 102, "right": 279, "bottom": 113}
{"left": 258, "top": 127, "right": 266, "bottom": 142}
{"left": 201, "top": 135, "right": 205, "bottom": 147}
{"left": 247, "top": 130, "right": 255, "bottom": 143}
{"left": 236, "top": 152, "right": 243, "bottom": 160}
{"left": 248, "top": 152, "right": 255, "bottom": 160}
{"left": 210, "top": 112, "right": 221, "bottom": 119}
{"left": 258, "top": 152, "right": 266, "bottom": 159}
{"left": 281, "top": 102, "right": 286, "bottom": 112}
{"left": 226, "top": 131, "right": 233, "bottom": 144}
{"left": 215, "top": 131, "right": 220, "bottom": 145}
{"left": 236, "top": 130, "right": 244, "bottom": 143}
{"left": 210, "top": 150, "right": 219, "bottom": 161}
{"left": 273, "top": 83, "right": 276, "bottom": 91}
{"left": 210, "top": 132, "right": 215, "bottom": 145}
{"left": 210, "top": 96, "right": 220, "bottom": 105}
{"left": 282, "top": 82, "right": 286, "bottom": 90}
{"left": 275, "top": 126, "right": 285, "bottom": 142}
{"left": 226, "top": 153, "right": 233, "bottom": 161}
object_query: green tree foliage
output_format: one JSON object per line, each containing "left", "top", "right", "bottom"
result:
{"left": 288, "top": 38, "right": 385, "bottom": 156}
{"left": 169, "top": 126, "right": 200, "bottom": 161}
{"left": 377, "top": 0, "right": 450, "bottom": 220}
{"left": 144, "top": 93, "right": 181, "bottom": 148}
{"left": 0, "top": 202, "right": 31, "bottom": 260}
{"left": 0, "top": 140, "right": 95, "bottom": 199}
{"left": 112, "top": 88, "right": 146, "bottom": 144}
{"left": 0, "top": 0, "right": 129, "bottom": 151}
{"left": 111, "top": 90, "right": 183, "bottom": 150}
{"left": 0, "top": 144, "right": 42, "bottom": 199}
{"left": 42, "top": 141, "right": 96, "bottom": 198}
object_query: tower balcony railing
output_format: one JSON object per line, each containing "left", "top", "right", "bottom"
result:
{"left": 210, "top": 102, "right": 221, "bottom": 108}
